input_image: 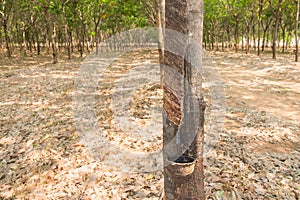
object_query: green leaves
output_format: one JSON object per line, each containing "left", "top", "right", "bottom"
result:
{"left": 204, "top": 0, "right": 298, "bottom": 51}
{"left": 97, "top": 0, "right": 149, "bottom": 32}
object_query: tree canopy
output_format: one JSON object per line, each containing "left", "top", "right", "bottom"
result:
{"left": 0, "top": 0, "right": 151, "bottom": 61}
{"left": 0, "top": 0, "right": 299, "bottom": 61}
{"left": 203, "top": 0, "right": 299, "bottom": 59}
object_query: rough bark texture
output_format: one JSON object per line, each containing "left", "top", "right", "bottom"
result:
{"left": 162, "top": 0, "right": 205, "bottom": 199}
{"left": 296, "top": 0, "right": 299, "bottom": 62}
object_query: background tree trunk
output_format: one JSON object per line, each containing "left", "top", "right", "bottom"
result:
{"left": 234, "top": 18, "right": 239, "bottom": 52}
{"left": 51, "top": 25, "right": 58, "bottom": 64}
{"left": 3, "top": 18, "right": 11, "bottom": 57}
{"left": 270, "top": 0, "right": 282, "bottom": 59}
{"left": 258, "top": 0, "right": 263, "bottom": 56}
{"left": 155, "top": 0, "right": 164, "bottom": 65}
{"left": 296, "top": 0, "right": 299, "bottom": 62}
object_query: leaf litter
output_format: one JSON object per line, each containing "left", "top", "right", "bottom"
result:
{"left": 0, "top": 50, "right": 299, "bottom": 199}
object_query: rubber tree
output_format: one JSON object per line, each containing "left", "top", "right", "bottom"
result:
{"left": 154, "top": 0, "right": 164, "bottom": 69}
{"left": 225, "top": 0, "right": 246, "bottom": 52}
{"left": 261, "top": 6, "right": 273, "bottom": 52}
{"left": 42, "top": 0, "right": 59, "bottom": 64}
{"left": 258, "top": 0, "right": 264, "bottom": 56}
{"left": 296, "top": 0, "right": 299, "bottom": 62}
{"left": 0, "top": 0, "right": 14, "bottom": 57}
{"left": 161, "top": 0, "right": 205, "bottom": 199}
{"left": 269, "top": 0, "right": 283, "bottom": 59}
{"left": 279, "top": 0, "right": 294, "bottom": 53}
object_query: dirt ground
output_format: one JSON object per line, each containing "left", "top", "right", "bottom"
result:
{"left": 210, "top": 51, "right": 299, "bottom": 151}
{"left": 204, "top": 51, "right": 300, "bottom": 199}
{"left": 0, "top": 50, "right": 299, "bottom": 199}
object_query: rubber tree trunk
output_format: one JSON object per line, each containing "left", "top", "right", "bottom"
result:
{"left": 3, "top": 19, "right": 12, "bottom": 57}
{"left": 271, "top": 0, "right": 282, "bottom": 59}
{"left": 51, "top": 25, "right": 58, "bottom": 64}
{"left": 296, "top": 0, "right": 299, "bottom": 62}
{"left": 281, "top": 27, "right": 286, "bottom": 53}
{"left": 155, "top": 0, "right": 165, "bottom": 65}
{"left": 161, "top": 0, "right": 205, "bottom": 199}
{"left": 94, "top": 18, "right": 100, "bottom": 55}
{"left": 234, "top": 19, "right": 239, "bottom": 52}
{"left": 245, "top": 27, "right": 250, "bottom": 54}
{"left": 62, "top": 6, "right": 71, "bottom": 59}
{"left": 221, "top": 30, "right": 225, "bottom": 51}
{"left": 258, "top": 0, "right": 263, "bottom": 56}
{"left": 261, "top": 17, "right": 272, "bottom": 52}
{"left": 252, "top": 25, "right": 256, "bottom": 50}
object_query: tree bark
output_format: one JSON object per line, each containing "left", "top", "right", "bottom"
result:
{"left": 252, "top": 25, "right": 256, "bottom": 50}
{"left": 51, "top": 25, "right": 58, "bottom": 64}
{"left": 94, "top": 17, "right": 100, "bottom": 55}
{"left": 270, "top": 0, "right": 282, "bottom": 59}
{"left": 36, "top": 32, "right": 41, "bottom": 55}
{"left": 226, "top": 28, "right": 231, "bottom": 48}
{"left": 296, "top": 0, "right": 299, "bottom": 62}
{"left": 281, "top": 26, "right": 286, "bottom": 53}
{"left": 258, "top": 0, "right": 263, "bottom": 56}
{"left": 272, "top": 17, "right": 279, "bottom": 59}
{"left": 1, "top": 0, "right": 13, "bottom": 58}
{"left": 234, "top": 18, "right": 239, "bottom": 52}
{"left": 261, "top": 17, "right": 272, "bottom": 52}
{"left": 162, "top": 0, "right": 205, "bottom": 199}
{"left": 221, "top": 30, "right": 225, "bottom": 51}
{"left": 155, "top": 0, "right": 165, "bottom": 66}
{"left": 210, "top": 32, "right": 213, "bottom": 50}
{"left": 245, "top": 26, "right": 250, "bottom": 54}
{"left": 3, "top": 18, "right": 12, "bottom": 57}
{"left": 62, "top": 2, "right": 71, "bottom": 59}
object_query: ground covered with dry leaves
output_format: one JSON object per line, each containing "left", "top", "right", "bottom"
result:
{"left": 0, "top": 50, "right": 299, "bottom": 199}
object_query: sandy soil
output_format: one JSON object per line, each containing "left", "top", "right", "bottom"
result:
{"left": 210, "top": 51, "right": 299, "bottom": 153}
